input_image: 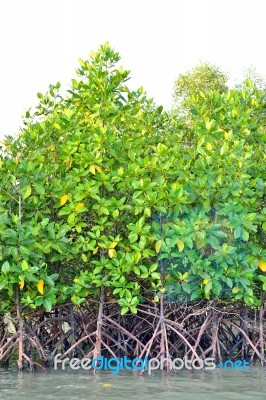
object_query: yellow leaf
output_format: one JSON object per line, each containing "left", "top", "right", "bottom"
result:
{"left": 109, "top": 241, "right": 118, "bottom": 249}
{"left": 206, "top": 142, "right": 212, "bottom": 151}
{"left": 60, "top": 194, "right": 68, "bottom": 206}
{"left": 63, "top": 109, "right": 72, "bottom": 119}
{"left": 205, "top": 120, "right": 213, "bottom": 130}
{"left": 93, "top": 247, "right": 98, "bottom": 255}
{"left": 164, "top": 274, "right": 171, "bottom": 280}
{"left": 182, "top": 272, "right": 189, "bottom": 281}
{"left": 118, "top": 167, "right": 124, "bottom": 176}
{"left": 258, "top": 260, "right": 266, "bottom": 272}
{"left": 108, "top": 248, "right": 117, "bottom": 258}
{"left": 177, "top": 240, "right": 184, "bottom": 252}
{"left": 76, "top": 202, "right": 85, "bottom": 210}
{"left": 19, "top": 280, "right": 25, "bottom": 290}
{"left": 203, "top": 279, "right": 209, "bottom": 285}
{"left": 37, "top": 280, "right": 44, "bottom": 295}
{"left": 155, "top": 240, "right": 162, "bottom": 253}
{"left": 89, "top": 165, "right": 96, "bottom": 174}
{"left": 47, "top": 146, "right": 55, "bottom": 151}
{"left": 232, "top": 287, "right": 240, "bottom": 294}
{"left": 94, "top": 165, "right": 102, "bottom": 173}
{"left": 251, "top": 98, "right": 258, "bottom": 107}
{"left": 73, "top": 278, "right": 79, "bottom": 283}
{"left": 53, "top": 123, "right": 61, "bottom": 130}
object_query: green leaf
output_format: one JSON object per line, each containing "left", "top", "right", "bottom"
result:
{"left": 212, "top": 280, "right": 222, "bottom": 296}
{"left": 113, "top": 288, "right": 122, "bottom": 295}
{"left": 150, "top": 264, "right": 158, "bottom": 272}
{"left": 154, "top": 295, "right": 160, "bottom": 302}
{"left": 234, "top": 227, "right": 242, "bottom": 239}
{"left": 101, "top": 207, "right": 110, "bottom": 216}
{"left": 151, "top": 272, "right": 161, "bottom": 280}
{"left": 21, "top": 184, "right": 31, "bottom": 200}
{"left": 128, "top": 232, "right": 138, "bottom": 243}
{"left": 67, "top": 213, "right": 75, "bottom": 225}
{"left": 241, "top": 230, "right": 249, "bottom": 241}
{"left": 190, "top": 290, "right": 201, "bottom": 301}
{"left": 184, "top": 237, "right": 193, "bottom": 249}
{"left": 139, "top": 235, "right": 146, "bottom": 249}
{"left": 93, "top": 266, "right": 103, "bottom": 275}
{"left": 225, "top": 277, "right": 233, "bottom": 288}
{"left": 121, "top": 306, "right": 129, "bottom": 315}
{"left": 35, "top": 297, "right": 44, "bottom": 306}
{"left": 133, "top": 266, "right": 141, "bottom": 275}
{"left": 81, "top": 253, "right": 87, "bottom": 262}
{"left": 1, "top": 261, "right": 10, "bottom": 275}
{"left": 43, "top": 299, "right": 52, "bottom": 312}
{"left": 21, "top": 260, "right": 29, "bottom": 271}
{"left": 41, "top": 218, "right": 49, "bottom": 227}
{"left": 34, "top": 183, "right": 45, "bottom": 195}
{"left": 112, "top": 209, "right": 119, "bottom": 218}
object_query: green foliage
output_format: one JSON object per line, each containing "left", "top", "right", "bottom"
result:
{"left": 241, "top": 66, "right": 266, "bottom": 91}
{"left": 0, "top": 43, "right": 175, "bottom": 314}
{"left": 0, "top": 45, "right": 265, "bottom": 316}
{"left": 173, "top": 62, "right": 228, "bottom": 113}
{"left": 159, "top": 82, "right": 266, "bottom": 306}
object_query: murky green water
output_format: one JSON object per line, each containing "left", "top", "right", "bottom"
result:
{"left": 0, "top": 366, "right": 265, "bottom": 400}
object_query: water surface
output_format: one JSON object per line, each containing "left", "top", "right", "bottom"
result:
{"left": 0, "top": 365, "right": 265, "bottom": 399}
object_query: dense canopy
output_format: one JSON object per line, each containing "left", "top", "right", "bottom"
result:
{"left": 0, "top": 44, "right": 266, "bottom": 316}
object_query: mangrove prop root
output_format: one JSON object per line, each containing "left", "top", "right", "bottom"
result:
{"left": 0, "top": 299, "right": 265, "bottom": 371}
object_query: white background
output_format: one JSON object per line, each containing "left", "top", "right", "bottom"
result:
{"left": 1, "top": 0, "right": 266, "bottom": 138}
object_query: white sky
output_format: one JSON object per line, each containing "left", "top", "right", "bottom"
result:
{"left": 1, "top": 0, "right": 266, "bottom": 138}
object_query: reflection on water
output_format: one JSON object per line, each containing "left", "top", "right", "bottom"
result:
{"left": 0, "top": 365, "right": 265, "bottom": 400}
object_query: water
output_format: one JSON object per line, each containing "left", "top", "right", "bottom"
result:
{"left": 0, "top": 366, "right": 265, "bottom": 400}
